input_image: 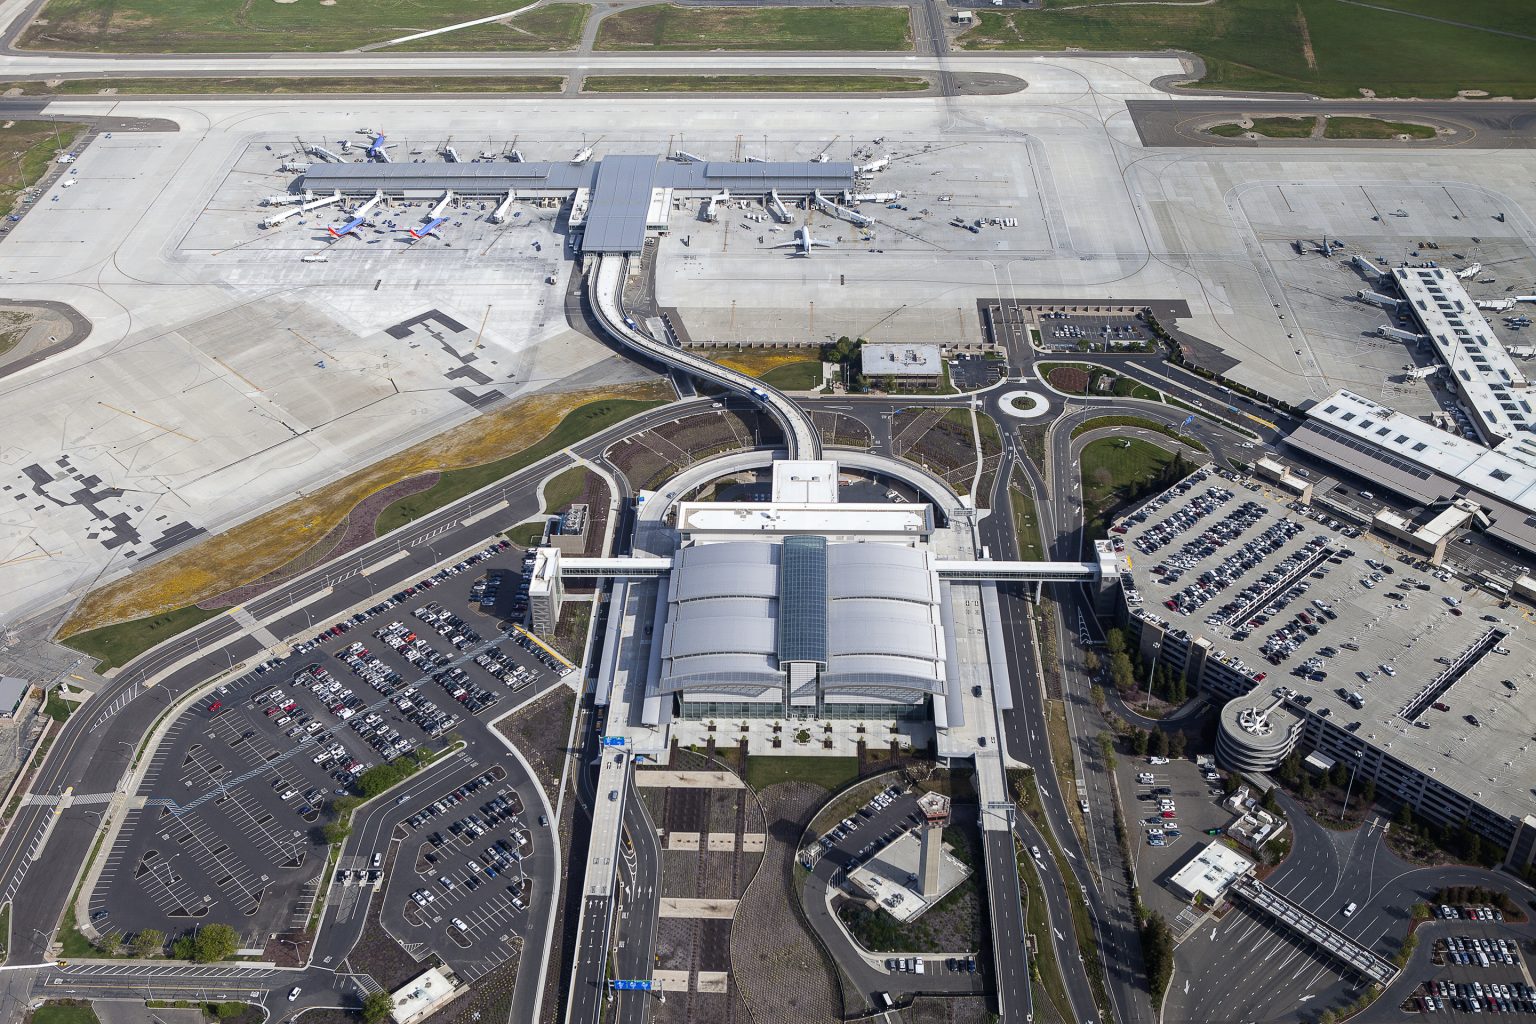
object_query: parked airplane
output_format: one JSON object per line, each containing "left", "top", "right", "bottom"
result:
{"left": 327, "top": 216, "right": 367, "bottom": 239}
{"left": 404, "top": 216, "right": 448, "bottom": 240}
{"left": 774, "top": 225, "right": 832, "bottom": 257}
{"left": 366, "top": 135, "right": 395, "bottom": 162}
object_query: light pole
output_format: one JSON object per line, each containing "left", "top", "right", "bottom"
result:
{"left": 1143, "top": 641, "right": 1161, "bottom": 711}
{"left": 1339, "top": 749, "right": 1364, "bottom": 823}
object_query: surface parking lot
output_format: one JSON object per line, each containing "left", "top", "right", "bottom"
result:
{"left": 92, "top": 542, "right": 567, "bottom": 945}
{"left": 378, "top": 764, "right": 544, "bottom": 982}
{"left": 1412, "top": 918, "right": 1536, "bottom": 1015}
{"left": 1119, "top": 756, "right": 1235, "bottom": 921}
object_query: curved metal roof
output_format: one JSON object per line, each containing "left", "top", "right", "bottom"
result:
{"left": 660, "top": 539, "right": 946, "bottom": 701}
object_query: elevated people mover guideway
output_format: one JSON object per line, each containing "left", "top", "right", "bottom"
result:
{"left": 589, "top": 254, "right": 821, "bottom": 460}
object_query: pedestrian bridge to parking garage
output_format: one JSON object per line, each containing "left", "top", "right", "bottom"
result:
{"left": 553, "top": 555, "right": 1104, "bottom": 582}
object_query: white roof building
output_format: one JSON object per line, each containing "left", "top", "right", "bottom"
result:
{"left": 1393, "top": 266, "right": 1534, "bottom": 445}
{"left": 1168, "top": 841, "right": 1255, "bottom": 903}
{"left": 862, "top": 343, "right": 943, "bottom": 379}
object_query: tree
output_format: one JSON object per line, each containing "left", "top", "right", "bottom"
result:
{"left": 321, "top": 820, "right": 352, "bottom": 845}
{"left": 96, "top": 932, "right": 121, "bottom": 956}
{"left": 1084, "top": 650, "right": 1101, "bottom": 674}
{"left": 1393, "top": 802, "right": 1415, "bottom": 831}
{"left": 1105, "top": 629, "right": 1127, "bottom": 657}
{"left": 1109, "top": 652, "right": 1136, "bottom": 693}
{"left": 1169, "top": 731, "right": 1187, "bottom": 759}
{"left": 361, "top": 991, "right": 394, "bottom": 1024}
{"left": 1261, "top": 787, "right": 1280, "bottom": 814}
{"left": 1141, "top": 912, "right": 1175, "bottom": 999}
{"left": 1361, "top": 779, "right": 1377, "bottom": 806}
{"left": 185, "top": 923, "right": 239, "bottom": 964}
{"left": 1153, "top": 731, "right": 1170, "bottom": 758}
{"left": 1131, "top": 730, "right": 1149, "bottom": 757}
{"left": 130, "top": 929, "right": 165, "bottom": 958}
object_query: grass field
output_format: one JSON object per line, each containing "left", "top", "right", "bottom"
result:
{"left": 1069, "top": 414, "right": 1207, "bottom": 452}
{"left": 959, "top": 0, "right": 1536, "bottom": 98}
{"left": 1323, "top": 115, "right": 1436, "bottom": 140}
{"left": 1010, "top": 486, "right": 1044, "bottom": 561}
{"left": 386, "top": 4, "right": 588, "bottom": 51}
{"left": 18, "top": 0, "right": 562, "bottom": 51}
{"left": 708, "top": 347, "right": 817, "bottom": 377}
{"left": 758, "top": 361, "right": 823, "bottom": 391}
{"left": 540, "top": 466, "right": 591, "bottom": 514}
{"left": 0, "top": 121, "right": 84, "bottom": 212}
{"left": 1080, "top": 437, "right": 1189, "bottom": 534}
{"left": 0, "top": 76, "right": 562, "bottom": 94}
{"left": 1209, "top": 115, "right": 1316, "bottom": 138}
{"left": 374, "top": 397, "right": 666, "bottom": 536}
{"left": 63, "top": 604, "right": 226, "bottom": 673}
{"left": 582, "top": 74, "right": 928, "bottom": 93}
{"left": 59, "top": 381, "right": 670, "bottom": 640}
{"left": 595, "top": 5, "right": 912, "bottom": 51}
{"left": 744, "top": 755, "right": 858, "bottom": 792}
{"left": 32, "top": 1003, "right": 99, "bottom": 1024}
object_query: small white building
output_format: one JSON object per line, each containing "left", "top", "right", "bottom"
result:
{"left": 1168, "top": 841, "right": 1254, "bottom": 903}
{"left": 862, "top": 343, "right": 943, "bottom": 384}
{"left": 389, "top": 966, "right": 465, "bottom": 1024}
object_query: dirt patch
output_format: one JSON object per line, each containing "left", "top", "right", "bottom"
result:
{"left": 1045, "top": 365, "right": 1090, "bottom": 394}
{"left": 198, "top": 474, "right": 439, "bottom": 609}
{"left": 60, "top": 379, "right": 670, "bottom": 638}
{"left": 729, "top": 781, "right": 841, "bottom": 1023}
{"left": 1295, "top": 5, "right": 1316, "bottom": 70}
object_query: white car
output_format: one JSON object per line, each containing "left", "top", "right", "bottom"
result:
{"left": 288, "top": 987, "right": 302, "bottom": 1001}
{"left": 452, "top": 918, "right": 468, "bottom": 931}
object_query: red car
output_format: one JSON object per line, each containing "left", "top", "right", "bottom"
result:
{"left": 1160, "top": 810, "right": 1177, "bottom": 819}
{"left": 208, "top": 700, "right": 222, "bottom": 713}
{"left": 1252, "top": 672, "right": 1267, "bottom": 682}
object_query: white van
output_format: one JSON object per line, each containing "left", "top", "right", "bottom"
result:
{"left": 1343, "top": 902, "right": 1357, "bottom": 917}
{"left": 914, "top": 958, "right": 926, "bottom": 975}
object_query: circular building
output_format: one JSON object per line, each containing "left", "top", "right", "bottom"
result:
{"left": 1216, "top": 692, "right": 1305, "bottom": 773}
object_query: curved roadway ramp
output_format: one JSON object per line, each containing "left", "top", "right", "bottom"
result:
{"left": 588, "top": 254, "right": 820, "bottom": 460}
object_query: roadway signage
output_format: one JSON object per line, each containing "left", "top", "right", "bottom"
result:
{"left": 611, "top": 980, "right": 653, "bottom": 991}
{"left": 601, "top": 736, "right": 628, "bottom": 748}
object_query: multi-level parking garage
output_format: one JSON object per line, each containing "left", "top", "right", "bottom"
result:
{"left": 1112, "top": 466, "right": 1536, "bottom": 868}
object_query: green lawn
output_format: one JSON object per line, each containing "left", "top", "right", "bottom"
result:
{"left": 595, "top": 5, "right": 912, "bottom": 51}
{"left": 744, "top": 755, "right": 858, "bottom": 792}
{"left": 374, "top": 398, "right": 665, "bottom": 537}
{"left": 63, "top": 604, "right": 226, "bottom": 673}
{"left": 0, "top": 76, "right": 562, "bottom": 95}
{"left": 758, "top": 360, "right": 823, "bottom": 391}
{"left": 0, "top": 121, "right": 85, "bottom": 212}
{"left": 19, "top": 0, "right": 553, "bottom": 51}
{"left": 582, "top": 74, "right": 928, "bottom": 93}
{"left": 0, "top": 902, "right": 9, "bottom": 961}
{"left": 1010, "top": 486, "right": 1044, "bottom": 561}
{"left": 1080, "top": 437, "right": 1193, "bottom": 533}
{"left": 960, "top": 0, "right": 1536, "bottom": 98}
{"left": 32, "top": 1005, "right": 99, "bottom": 1024}
{"left": 1069, "top": 414, "right": 1206, "bottom": 452}
{"left": 541, "top": 466, "right": 590, "bottom": 514}
{"left": 1322, "top": 115, "right": 1436, "bottom": 140}
{"left": 1209, "top": 116, "right": 1317, "bottom": 138}
{"left": 385, "top": 4, "right": 589, "bottom": 50}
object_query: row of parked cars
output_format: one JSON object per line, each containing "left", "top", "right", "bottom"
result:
{"left": 509, "top": 626, "right": 571, "bottom": 676}
{"left": 1119, "top": 478, "right": 1231, "bottom": 555}
{"left": 1437, "top": 905, "right": 1511, "bottom": 922}
{"left": 375, "top": 621, "right": 454, "bottom": 670}
{"left": 472, "top": 645, "right": 539, "bottom": 693}
{"left": 413, "top": 603, "right": 484, "bottom": 648}
{"left": 431, "top": 666, "right": 501, "bottom": 715}
{"left": 403, "top": 769, "right": 503, "bottom": 831}
{"left": 1440, "top": 934, "right": 1520, "bottom": 967}
{"left": 1423, "top": 979, "right": 1536, "bottom": 1014}
{"left": 1154, "top": 498, "right": 1270, "bottom": 592}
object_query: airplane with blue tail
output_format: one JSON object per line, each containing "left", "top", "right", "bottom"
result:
{"left": 327, "top": 216, "right": 366, "bottom": 239}
{"left": 405, "top": 216, "right": 448, "bottom": 240}
{"left": 366, "top": 135, "right": 394, "bottom": 162}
